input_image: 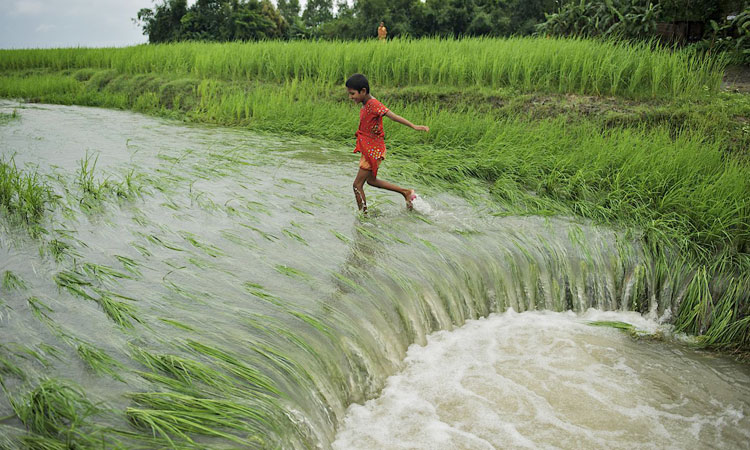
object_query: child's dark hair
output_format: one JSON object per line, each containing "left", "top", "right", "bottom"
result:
{"left": 346, "top": 73, "right": 369, "bottom": 94}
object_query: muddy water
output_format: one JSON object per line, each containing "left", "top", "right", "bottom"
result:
{"left": 0, "top": 100, "right": 748, "bottom": 449}
{"left": 333, "top": 310, "right": 750, "bottom": 449}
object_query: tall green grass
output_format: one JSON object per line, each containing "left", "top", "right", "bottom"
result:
{"left": 0, "top": 157, "right": 53, "bottom": 229}
{"left": 0, "top": 37, "right": 724, "bottom": 99}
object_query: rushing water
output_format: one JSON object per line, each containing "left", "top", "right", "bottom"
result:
{"left": 333, "top": 310, "right": 750, "bottom": 449}
{"left": 0, "top": 100, "right": 748, "bottom": 449}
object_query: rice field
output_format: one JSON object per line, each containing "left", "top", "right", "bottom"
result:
{"left": 0, "top": 37, "right": 749, "bottom": 448}
{"left": 0, "top": 37, "right": 724, "bottom": 99}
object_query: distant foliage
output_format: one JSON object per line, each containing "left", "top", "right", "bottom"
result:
{"left": 658, "top": 0, "right": 741, "bottom": 22}
{"left": 699, "top": 7, "right": 750, "bottom": 64}
{"left": 536, "top": 0, "right": 661, "bottom": 40}
{"left": 134, "top": 0, "right": 748, "bottom": 63}
{"left": 302, "top": 0, "right": 334, "bottom": 28}
{"left": 135, "top": 0, "right": 287, "bottom": 43}
{"left": 135, "top": 0, "right": 560, "bottom": 42}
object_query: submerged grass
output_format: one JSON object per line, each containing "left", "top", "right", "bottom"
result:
{"left": 126, "top": 392, "right": 273, "bottom": 448}
{"left": 0, "top": 109, "right": 18, "bottom": 124}
{"left": 53, "top": 268, "right": 142, "bottom": 328}
{"left": 0, "top": 156, "right": 53, "bottom": 230}
{"left": 589, "top": 320, "right": 647, "bottom": 339}
{"left": 76, "top": 342, "right": 124, "bottom": 381}
{"left": 2, "top": 378, "right": 111, "bottom": 448}
{"left": 130, "top": 345, "right": 233, "bottom": 391}
{"left": 2, "top": 270, "right": 28, "bottom": 291}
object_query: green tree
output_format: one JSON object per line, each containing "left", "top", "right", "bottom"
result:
{"left": 136, "top": 0, "right": 287, "bottom": 42}
{"left": 135, "top": 0, "right": 188, "bottom": 43}
{"left": 179, "top": 0, "right": 232, "bottom": 40}
{"left": 467, "top": 10, "right": 493, "bottom": 35}
{"left": 353, "top": 0, "right": 422, "bottom": 38}
{"left": 419, "top": 0, "right": 477, "bottom": 37}
{"left": 278, "top": 0, "right": 309, "bottom": 39}
{"left": 659, "top": 0, "right": 724, "bottom": 22}
{"left": 231, "top": 1, "right": 286, "bottom": 40}
{"left": 508, "top": 0, "right": 558, "bottom": 34}
{"left": 302, "top": 0, "right": 334, "bottom": 28}
{"left": 317, "top": 2, "right": 358, "bottom": 39}
{"left": 277, "top": 0, "right": 301, "bottom": 26}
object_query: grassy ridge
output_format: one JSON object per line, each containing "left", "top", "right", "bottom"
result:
{"left": 0, "top": 37, "right": 724, "bottom": 99}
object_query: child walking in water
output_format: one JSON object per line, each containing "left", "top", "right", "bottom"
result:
{"left": 346, "top": 73, "right": 429, "bottom": 213}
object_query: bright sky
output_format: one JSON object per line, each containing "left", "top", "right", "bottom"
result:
{"left": 0, "top": 0, "right": 315, "bottom": 49}
{"left": 0, "top": 0, "right": 157, "bottom": 48}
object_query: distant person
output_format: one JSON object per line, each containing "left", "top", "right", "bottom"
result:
{"left": 378, "top": 22, "right": 387, "bottom": 41}
{"left": 345, "top": 73, "right": 429, "bottom": 213}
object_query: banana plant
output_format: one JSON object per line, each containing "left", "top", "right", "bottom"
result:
{"left": 536, "top": 0, "right": 661, "bottom": 40}
{"left": 705, "top": 8, "right": 750, "bottom": 64}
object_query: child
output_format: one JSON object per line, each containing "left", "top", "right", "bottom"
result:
{"left": 346, "top": 73, "right": 429, "bottom": 213}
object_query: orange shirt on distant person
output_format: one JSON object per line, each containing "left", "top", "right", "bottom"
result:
{"left": 378, "top": 25, "right": 387, "bottom": 40}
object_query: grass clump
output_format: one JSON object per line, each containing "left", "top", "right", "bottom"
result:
{"left": 131, "top": 345, "right": 233, "bottom": 390}
{"left": 0, "top": 109, "right": 18, "bottom": 124}
{"left": 0, "top": 157, "right": 53, "bottom": 229}
{"left": 53, "top": 269, "right": 142, "bottom": 328}
{"left": 76, "top": 342, "right": 125, "bottom": 381}
{"left": 587, "top": 320, "right": 663, "bottom": 340}
{"left": 126, "top": 392, "right": 280, "bottom": 448}
{"left": 0, "top": 346, "right": 26, "bottom": 381}
{"left": 4, "top": 378, "right": 107, "bottom": 448}
{"left": 183, "top": 340, "right": 281, "bottom": 397}
{"left": 2, "top": 270, "right": 28, "bottom": 291}
{"left": 73, "top": 153, "right": 147, "bottom": 210}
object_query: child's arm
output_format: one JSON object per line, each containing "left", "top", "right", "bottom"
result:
{"left": 384, "top": 111, "right": 429, "bottom": 132}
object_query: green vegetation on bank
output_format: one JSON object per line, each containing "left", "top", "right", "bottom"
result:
{"left": 0, "top": 37, "right": 748, "bottom": 351}
{"left": 0, "top": 38, "right": 723, "bottom": 99}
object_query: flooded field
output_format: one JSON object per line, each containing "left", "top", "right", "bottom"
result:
{"left": 0, "top": 101, "right": 748, "bottom": 449}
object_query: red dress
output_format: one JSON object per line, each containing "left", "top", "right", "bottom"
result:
{"left": 354, "top": 98, "right": 389, "bottom": 177}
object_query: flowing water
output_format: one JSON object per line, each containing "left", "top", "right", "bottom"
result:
{"left": 0, "top": 100, "right": 748, "bottom": 449}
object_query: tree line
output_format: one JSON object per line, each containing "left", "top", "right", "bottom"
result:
{"left": 135, "top": 0, "right": 746, "bottom": 43}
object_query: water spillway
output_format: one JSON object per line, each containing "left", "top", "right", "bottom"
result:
{"left": 0, "top": 101, "right": 748, "bottom": 449}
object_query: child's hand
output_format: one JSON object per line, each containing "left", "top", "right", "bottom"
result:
{"left": 413, "top": 125, "right": 429, "bottom": 132}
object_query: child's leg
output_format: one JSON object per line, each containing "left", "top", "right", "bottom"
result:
{"left": 366, "top": 173, "right": 416, "bottom": 208}
{"left": 353, "top": 168, "right": 371, "bottom": 211}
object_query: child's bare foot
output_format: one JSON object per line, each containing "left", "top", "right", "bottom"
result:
{"left": 404, "top": 189, "right": 417, "bottom": 210}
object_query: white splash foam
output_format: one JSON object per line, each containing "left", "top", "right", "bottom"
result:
{"left": 333, "top": 310, "right": 750, "bottom": 450}
{"left": 411, "top": 195, "right": 432, "bottom": 215}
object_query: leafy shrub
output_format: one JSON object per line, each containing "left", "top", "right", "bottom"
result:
{"left": 537, "top": 0, "right": 661, "bottom": 40}
{"left": 700, "top": 8, "right": 750, "bottom": 64}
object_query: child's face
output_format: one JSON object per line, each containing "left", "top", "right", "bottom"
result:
{"left": 347, "top": 88, "right": 367, "bottom": 104}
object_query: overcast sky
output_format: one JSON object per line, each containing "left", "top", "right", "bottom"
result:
{"left": 0, "top": 0, "right": 312, "bottom": 49}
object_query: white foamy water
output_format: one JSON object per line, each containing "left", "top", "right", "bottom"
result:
{"left": 333, "top": 310, "right": 750, "bottom": 450}
{"left": 411, "top": 195, "right": 433, "bottom": 215}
